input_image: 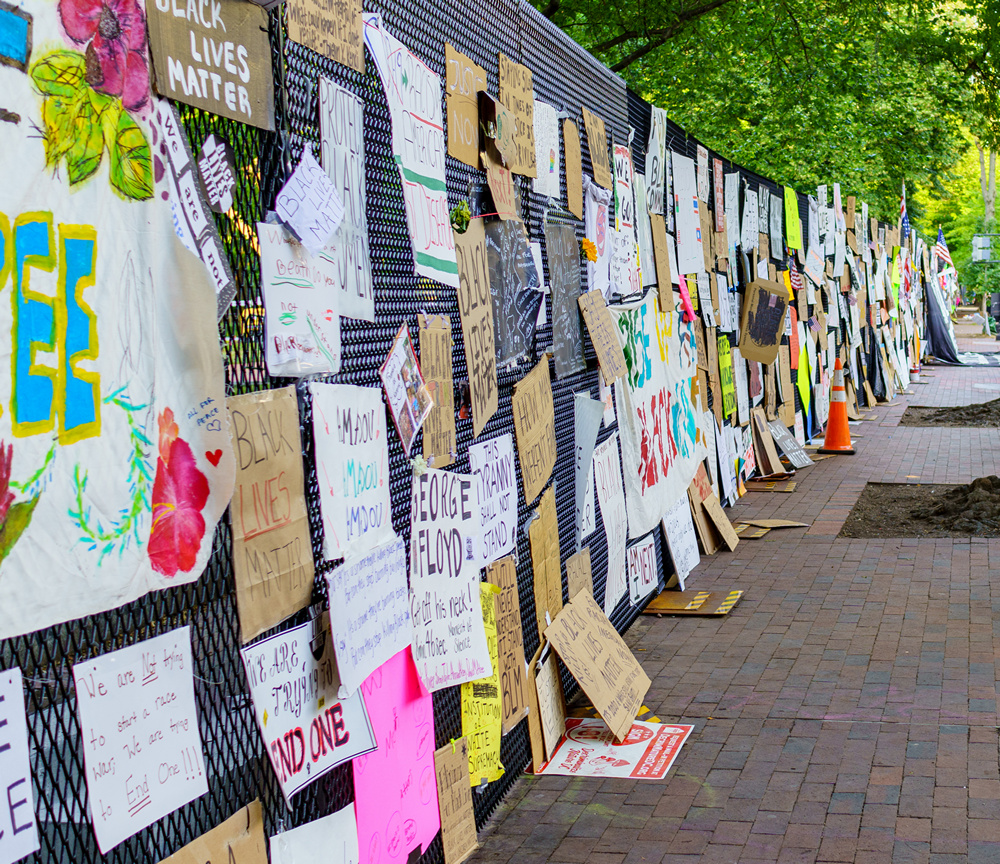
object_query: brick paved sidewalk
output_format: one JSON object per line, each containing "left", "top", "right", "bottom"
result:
{"left": 469, "top": 361, "right": 1000, "bottom": 864}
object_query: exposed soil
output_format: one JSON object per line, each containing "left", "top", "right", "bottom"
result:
{"left": 839, "top": 479, "right": 1000, "bottom": 538}
{"left": 899, "top": 398, "right": 1000, "bottom": 428}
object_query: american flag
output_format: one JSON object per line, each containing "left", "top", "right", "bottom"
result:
{"left": 900, "top": 182, "right": 910, "bottom": 241}
{"left": 935, "top": 227, "right": 953, "bottom": 267}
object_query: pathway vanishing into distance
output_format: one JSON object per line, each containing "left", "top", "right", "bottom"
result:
{"left": 470, "top": 331, "right": 1000, "bottom": 864}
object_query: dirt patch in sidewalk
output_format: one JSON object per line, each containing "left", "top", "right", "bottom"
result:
{"left": 839, "top": 478, "right": 1000, "bottom": 538}
{"left": 899, "top": 398, "right": 1000, "bottom": 428}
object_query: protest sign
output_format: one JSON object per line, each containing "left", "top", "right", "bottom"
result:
{"left": 767, "top": 417, "right": 814, "bottom": 468}
{"left": 485, "top": 557, "right": 530, "bottom": 733}
{"left": 533, "top": 100, "right": 561, "bottom": 198}
{"left": 483, "top": 146, "right": 518, "bottom": 221}
{"left": 319, "top": 77, "right": 374, "bottom": 321}
{"left": 158, "top": 801, "right": 267, "bottom": 864}
{"left": 197, "top": 134, "right": 237, "bottom": 215}
{"left": 0, "top": 668, "right": 39, "bottom": 864}
{"left": 739, "top": 277, "right": 790, "bottom": 365}
{"left": 73, "top": 627, "right": 207, "bottom": 853}
{"left": 461, "top": 583, "right": 504, "bottom": 785}
{"left": 578, "top": 290, "right": 627, "bottom": 383}
{"left": 469, "top": 435, "right": 517, "bottom": 566}
{"left": 258, "top": 222, "right": 341, "bottom": 377}
{"left": 671, "top": 151, "right": 704, "bottom": 275}
{"left": 566, "top": 547, "right": 594, "bottom": 600}
{"left": 529, "top": 486, "right": 563, "bottom": 638}
{"left": 147, "top": 0, "right": 274, "bottom": 129}
{"left": 434, "top": 739, "right": 478, "bottom": 864}
{"left": 582, "top": 107, "right": 612, "bottom": 190}
{"left": 535, "top": 649, "right": 566, "bottom": 762}
{"left": 538, "top": 718, "right": 693, "bottom": 780}
{"left": 228, "top": 388, "right": 314, "bottom": 643}
{"left": 354, "top": 649, "right": 440, "bottom": 864}
{"left": 661, "top": 497, "right": 700, "bottom": 590}
{"left": 275, "top": 148, "right": 345, "bottom": 257}
{"left": 485, "top": 220, "right": 544, "bottom": 364}
{"left": 593, "top": 433, "right": 628, "bottom": 615}
{"left": 455, "top": 221, "right": 499, "bottom": 436}
{"left": 498, "top": 53, "right": 536, "bottom": 177}
{"left": 512, "top": 356, "right": 557, "bottom": 505}
{"left": 380, "top": 324, "right": 433, "bottom": 459}
{"left": 445, "top": 45, "right": 487, "bottom": 168}
{"left": 326, "top": 537, "right": 410, "bottom": 697}
{"left": 627, "top": 534, "right": 658, "bottom": 605}
{"left": 544, "top": 591, "right": 651, "bottom": 742}
{"left": 269, "top": 806, "right": 359, "bottom": 864}
{"left": 409, "top": 468, "right": 491, "bottom": 691}
{"left": 419, "top": 314, "right": 456, "bottom": 467}
{"left": 546, "top": 221, "right": 586, "bottom": 378}
{"left": 287, "top": 0, "right": 363, "bottom": 73}
{"left": 575, "top": 394, "right": 605, "bottom": 550}
{"left": 564, "top": 120, "right": 583, "bottom": 218}
{"left": 311, "top": 383, "right": 393, "bottom": 561}
{"left": 241, "top": 616, "right": 375, "bottom": 805}
{"left": 647, "top": 106, "right": 668, "bottom": 215}
{"left": 364, "top": 14, "right": 458, "bottom": 288}
{"left": 585, "top": 180, "right": 612, "bottom": 298}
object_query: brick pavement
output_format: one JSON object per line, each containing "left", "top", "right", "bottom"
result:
{"left": 469, "top": 357, "right": 1000, "bottom": 864}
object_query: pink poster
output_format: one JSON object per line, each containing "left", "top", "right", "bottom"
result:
{"left": 353, "top": 648, "right": 440, "bottom": 864}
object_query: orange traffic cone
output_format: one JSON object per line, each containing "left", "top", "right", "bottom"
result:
{"left": 819, "top": 359, "right": 855, "bottom": 455}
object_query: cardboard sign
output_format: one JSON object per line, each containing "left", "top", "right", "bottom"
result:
{"left": 380, "top": 323, "right": 433, "bottom": 459}
{"left": 0, "top": 668, "right": 39, "bottom": 864}
{"left": 470, "top": 435, "right": 518, "bottom": 566}
{"left": 564, "top": 120, "right": 583, "bottom": 218}
{"left": 702, "top": 493, "right": 739, "bottom": 551}
{"left": 241, "top": 616, "right": 376, "bottom": 804}
{"left": 738, "top": 276, "right": 788, "bottom": 367}
{"left": 269, "top": 806, "right": 360, "bottom": 864}
{"left": 287, "top": 0, "right": 363, "bottom": 72}
{"left": 527, "top": 484, "right": 562, "bottom": 638}
{"left": 535, "top": 649, "right": 566, "bottom": 762}
{"left": 512, "top": 356, "right": 557, "bottom": 505}
{"left": 498, "top": 53, "right": 536, "bottom": 177}
{"left": 539, "top": 718, "right": 693, "bottom": 780}
{"left": 418, "top": 314, "right": 456, "bottom": 468}
{"left": 566, "top": 547, "right": 594, "bottom": 600}
{"left": 627, "top": 534, "right": 658, "bottom": 605}
{"left": 544, "top": 591, "right": 651, "bottom": 742}
{"left": 454, "top": 221, "right": 499, "bottom": 436}
{"left": 461, "top": 583, "right": 504, "bottom": 785}
{"left": 147, "top": 0, "right": 274, "bottom": 129}
{"left": 594, "top": 433, "right": 628, "bottom": 615}
{"left": 228, "top": 387, "right": 315, "bottom": 643}
{"left": 485, "top": 556, "right": 530, "bottom": 733}
{"left": 582, "top": 107, "right": 612, "bottom": 190}
{"left": 434, "top": 740, "right": 478, "bottom": 864}
{"left": 74, "top": 627, "right": 208, "bottom": 853}
{"left": 578, "top": 290, "right": 627, "bottom": 382}
{"left": 159, "top": 801, "right": 267, "bottom": 864}
{"left": 661, "top": 496, "right": 700, "bottom": 590}
{"left": 409, "top": 468, "right": 492, "bottom": 692}
{"left": 650, "top": 214, "right": 674, "bottom": 311}
{"left": 546, "top": 221, "right": 587, "bottom": 378}
{"left": 326, "top": 537, "right": 411, "bottom": 697}
{"left": 445, "top": 44, "right": 487, "bottom": 168}
{"left": 483, "top": 145, "right": 518, "bottom": 221}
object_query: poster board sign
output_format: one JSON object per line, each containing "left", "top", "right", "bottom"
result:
{"left": 461, "top": 583, "right": 504, "bottom": 785}
{"left": 544, "top": 591, "right": 651, "bottom": 742}
{"left": 512, "top": 356, "right": 557, "bottom": 505}
{"left": 647, "top": 106, "right": 668, "bottom": 215}
{"left": 147, "top": 0, "right": 274, "bottom": 129}
{"left": 533, "top": 100, "right": 561, "bottom": 198}
{"left": 574, "top": 394, "right": 605, "bottom": 551}
{"left": 578, "top": 290, "right": 627, "bottom": 382}
{"left": 74, "top": 627, "right": 208, "bottom": 853}
{"left": 434, "top": 739, "right": 478, "bottom": 864}
{"left": 228, "top": 388, "right": 315, "bottom": 643}
{"left": 158, "top": 801, "right": 267, "bottom": 864}
{"left": 380, "top": 323, "right": 433, "bottom": 459}
{"left": 564, "top": 120, "right": 583, "bottom": 218}
{"left": 661, "top": 496, "right": 700, "bottom": 590}
{"left": 671, "top": 151, "right": 704, "bottom": 275}
{"left": 582, "top": 107, "right": 612, "bottom": 190}
{"left": 469, "top": 435, "right": 517, "bottom": 566}
{"left": 739, "top": 277, "right": 789, "bottom": 365}
{"left": 566, "top": 547, "right": 594, "bottom": 600}
{"left": 0, "top": 668, "right": 39, "bottom": 864}
{"left": 538, "top": 718, "right": 693, "bottom": 780}
{"left": 409, "top": 468, "right": 492, "bottom": 691}
{"left": 419, "top": 314, "right": 456, "bottom": 467}
{"left": 498, "top": 53, "right": 536, "bottom": 177}
{"left": 627, "top": 534, "right": 658, "bottom": 605}
{"left": 529, "top": 486, "right": 563, "bottom": 639}
{"left": 269, "top": 806, "right": 359, "bottom": 864}
{"left": 485, "top": 220, "right": 544, "bottom": 364}
{"left": 546, "top": 221, "right": 586, "bottom": 378}
{"left": 485, "top": 556, "right": 530, "bottom": 733}
{"left": 241, "top": 615, "right": 376, "bottom": 805}
{"left": 593, "top": 433, "right": 628, "bottom": 615}
{"left": 287, "top": 0, "right": 363, "bottom": 73}
{"left": 445, "top": 44, "right": 487, "bottom": 169}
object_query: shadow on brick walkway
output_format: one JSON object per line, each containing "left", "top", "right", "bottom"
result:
{"left": 469, "top": 360, "right": 1000, "bottom": 864}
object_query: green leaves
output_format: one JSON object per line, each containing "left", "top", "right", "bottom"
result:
{"left": 30, "top": 50, "right": 87, "bottom": 98}
{"left": 107, "top": 108, "right": 153, "bottom": 200}
{"left": 0, "top": 497, "right": 40, "bottom": 567}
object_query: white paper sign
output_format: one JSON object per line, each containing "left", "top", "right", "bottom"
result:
{"left": 533, "top": 100, "right": 561, "bottom": 199}
{"left": 582, "top": 466, "right": 597, "bottom": 539}
{"left": 671, "top": 152, "right": 704, "bottom": 275}
{"left": 586, "top": 180, "right": 613, "bottom": 297}
{"left": 469, "top": 435, "right": 518, "bottom": 566}
{"left": 409, "top": 468, "right": 492, "bottom": 691}
{"left": 574, "top": 394, "right": 605, "bottom": 551}
{"left": 696, "top": 144, "right": 709, "bottom": 202}
{"left": 661, "top": 497, "right": 699, "bottom": 590}
{"left": 0, "top": 668, "right": 39, "bottom": 864}
{"left": 646, "top": 107, "right": 668, "bottom": 215}
{"left": 733, "top": 347, "right": 750, "bottom": 426}
{"left": 741, "top": 188, "right": 759, "bottom": 251}
{"left": 270, "top": 805, "right": 360, "bottom": 864}
{"left": 319, "top": 77, "right": 375, "bottom": 322}
{"left": 259, "top": 222, "right": 342, "bottom": 376}
{"left": 241, "top": 616, "right": 377, "bottom": 805}
{"left": 73, "top": 627, "right": 207, "bottom": 854}
{"left": 634, "top": 178, "right": 656, "bottom": 288}
{"left": 311, "top": 383, "right": 393, "bottom": 560}
{"left": 627, "top": 534, "right": 657, "bottom": 604}
{"left": 593, "top": 433, "right": 628, "bottom": 615}
{"left": 327, "top": 536, "right": 411, "bottom": 697}
{"left": 276, "top": 148, "right": 345, "bottom": 257}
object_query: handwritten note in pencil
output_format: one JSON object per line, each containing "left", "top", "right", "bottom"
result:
{"left": 73, "top": 627, "right": 207, "bottom": 854}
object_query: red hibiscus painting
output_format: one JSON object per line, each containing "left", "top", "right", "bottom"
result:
{"left": 149, "top": 409, "right": 210, "bottom": 577}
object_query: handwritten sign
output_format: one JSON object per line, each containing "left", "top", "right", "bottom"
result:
{"left": 627, "top": 534, "right": 657, "bottom": 605}
{"left": 409, "top": 469, "right": 491, "bottom": 691}
{"left": 270, "top": 805, "right": 360, "bottom": 864}
{"left": 228, "top": 387, "right": 314, "bottom": 643}
{"left": 578, "top": 290, "right": 627, "bottom": 382}
{"left": 418, "top": 314, "right": 456, "bottom": 468}
{"left": 533, "top": 100, "right": 561, "bottom": 199}
{"left": 0, "top": 668, "right": 39, "bottom": 864}
{"left": 354, "top": 649, "right": 440, "bottom": 864}
{"left": 158, "top": 801, "right": 267, "bottom": 864}
{"left": 287, "top": 0, "right": 363, "bottom": 74}
{"left": 326, "top": 536, "right": 410, "bottom": 697}
{"left": 565, "top": 547, "right": 593, "bottom": 600}
{"left": 535, "top": 649, "right": 565, "bottom": 761}
{"left": 275, "top": 149, "right": 345, "bottom": 257}
{"left": 380, "top": 323, "right": 433, "bottom": 459}
{"left": 718, "top": 334, "right": 736, "bottom": 420}
{"left": 485, "top": 556, "right": 529, "bottom": 734}
{"left": 241, "top": 616, "right": 376, "bottom": 805}
{"left": 461, "top": 583, "right": 504, "bottom": 785}
{"left": 564, "top": 119, "right": 583, "bottom": 218}
{"left": 364, "top": 14, "right": 458, "bottom": 288}
{"left": 582, "top": 107, "right": 612, "bottom": 190}
{"left": 738, "top": 277, "right": 789, "bottom": 365}
{"left": 661, "top": 497, "right": 699, "bottom": 590}
{"left": 498, "top": 53, "right": 536, "bottom": 177}
{"left": 593, "top": 432, "right": 628, "bottom": 614}
{"left": 469, "top": 435, "right": 517, "bottom": 566}
{"left": 512, "top": 356, "right": 557, "bottom": 505}
{"left": 434, "top": 739, "right": 478, "bottom": 864}
{"left": 483, "top": 146, "right": 518, "bottom": 221}
{"left": 319, "top": 77, "right": 374, "bottom": 322}
{"left": 454, "top": 221, "right": 499, "bottom": 436}
{"left": 485, "top": 220, "right": 543, "bottom": 365}
{"left": 73, "top": 627, "right": 207, "bottom": 853}
{"left": 544, "top": 591, "right": 651, "bottom": 742}
{"left": 444, "top": 45, "right": 487, "bottom": 168}
{"left": 546, "top": 221, "right": 586, "bottom": 377}
{"left": 574, "top": 394, "right": 605, "bottom": 551}
{"left": 529, "top": 486, "right": 563, "bottom": 639}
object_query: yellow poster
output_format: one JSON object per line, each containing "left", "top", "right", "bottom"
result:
{"left": 461, "top": 583, "right": 505, "bottom": 786}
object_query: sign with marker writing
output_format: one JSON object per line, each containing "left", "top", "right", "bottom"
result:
{"left": 434, "top": 739, "right": 478, "bottom": 864}
{"left": 498, "top": 53, "right": 536, "bottom": 177}
{"left": 287, "top": 0, "right": 363, "bottom": 74}
{"left": 627, "top": 534, "right": 657, "bottom": 604}
{"left": 241, "top": 615, "right": 376, "bottom": 806}
{"left": 270, "top": 805, "right": 360, "bottom": 864}
{"left": 574, "top": 394, "right": 604, "bottom": 551}
{"left": 444, "top": 45, "right": 487, "bottom": 168}
{"left": 158, "top": 800, "right": 267, "bottom": 864}
{"left": 512, "top": 356, "right": 557, "bottom": 506}
{"left": 461, "top": 583, "right": 504, "bottom": 785}
{"left": 419, "top": 314, "right": 456, "bottom": 468}
{"left": 546, "top": 221, "right": 586, "bottom": 378}
{"left": 409, "top": 468, "right": 491, "bottom": 692}
{"left": 73, "top": 627, "right": 207, "bottom": 854}
{"left": 661, "top": 496, "right": 699, "bottom": 590}
{"left": 485, "top": 557, "right": 529, "bottom": 734}
{"left": 275, "top": 149, "right": 345, "bottom": 257}
{"left": 0, "top": 668, "right": 39, "bottom": 864}
{"left": 469, "top": 435, "right": 517, "bottom": 567}
{"left": 593, "top": 433, "right": 628, "bottom": 615}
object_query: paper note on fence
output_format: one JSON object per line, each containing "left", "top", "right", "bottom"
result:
{"left": 269, "top": 805, "right": 360, "bottom": 864}
{"left": 0, "top": 668, "right": 39, "bottom": 864}
{"left": 470, "top": 435, "right": 518, "bottom": 566}
{"left": 627, "top": 534, "right": 658, "bottom": 605}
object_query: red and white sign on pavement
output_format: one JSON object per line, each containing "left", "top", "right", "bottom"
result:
{"left": 537, "top": 718, "right": 694, "bottom": 780}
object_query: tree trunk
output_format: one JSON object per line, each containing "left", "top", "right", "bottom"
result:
{"left": 978, "top": 143, "right": 996, "bottom": 224}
